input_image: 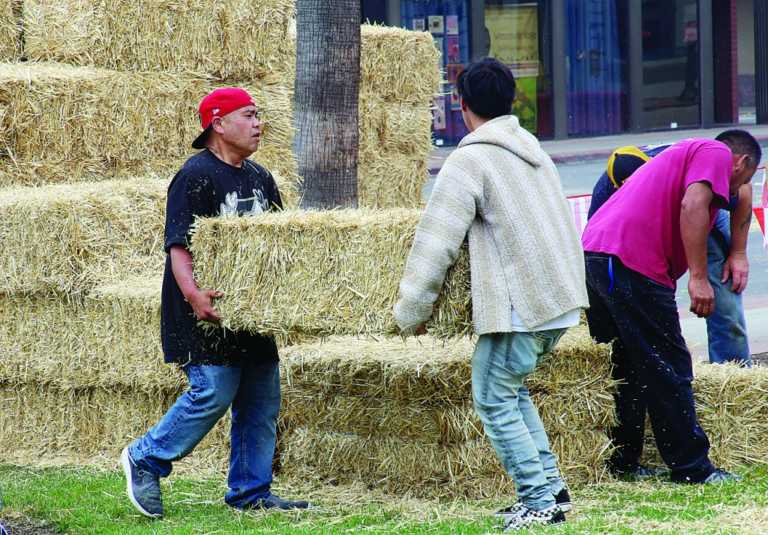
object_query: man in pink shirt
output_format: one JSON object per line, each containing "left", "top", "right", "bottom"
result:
{"left": 582, "top": 130, "right": 760, "bottom": 484}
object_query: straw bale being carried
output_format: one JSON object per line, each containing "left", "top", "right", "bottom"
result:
{"left": 0, "top": 178, "right": 167, "bottom": 295}
{"left": 22, "top": 0, "right": 294, "bottom": 80}
{"left": 191, "top": 209, "right": 471, "bottom": 339}
{"left": 0, "top": 63, "right": 296, "bottom": 191}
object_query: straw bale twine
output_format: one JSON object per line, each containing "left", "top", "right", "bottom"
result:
{"left": 0, "top": 178, "right": 167, "bottom": 295}
{"left": 280, "top": 427, "right": 611, "bottom": 498}
{"left": 0, "top": 63, "right": 297, "bottom": 191}
{"left": 22, "top": 0, "right": 294, "bottom": 80}
{"left": 191, "top": 209, "right": 472, "bottom": 339}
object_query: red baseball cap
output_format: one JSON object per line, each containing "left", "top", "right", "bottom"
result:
{"left": 192, "top": 87, "right": 256, "bottom": 149}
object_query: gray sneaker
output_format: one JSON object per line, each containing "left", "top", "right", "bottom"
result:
{"left": 246, "top": 494, "right": 312, "bottom": 511}
{"left": 702, "top": 469, "right": 742, "bottom": 484}
{"left": 120, "top": 447, "right": 163, "bottom": 518}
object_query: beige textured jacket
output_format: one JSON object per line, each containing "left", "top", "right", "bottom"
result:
{"left": 394, "top": 115, "right": 589, "bottom": 334}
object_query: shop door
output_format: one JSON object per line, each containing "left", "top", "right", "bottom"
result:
{"left": 640, "top": 0, "right": 701, "bottom": 129}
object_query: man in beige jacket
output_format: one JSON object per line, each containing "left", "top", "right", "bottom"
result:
{"left": 394, "top": 58, "right": 588, "bottom": 532}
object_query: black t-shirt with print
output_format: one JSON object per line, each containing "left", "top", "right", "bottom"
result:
{"left": 161, "top": 149, "right": 282, "bottom": 365}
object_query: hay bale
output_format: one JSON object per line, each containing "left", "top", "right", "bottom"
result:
{"left": 191, "top": 209, "right": 472, "bottom": 338}
{"left": 0, "top": 278, "right": 180, "bottom": 392}
{"left": 0, "top": 178, "right": 167, "bottom": 295}
{"left": 280, "top": 328, "right": 613, "bottom": 402}
{"left": 281, "top": 23, "right": 441, "bottom": 105}
{"left": 22, "top": 0, "right": 294, "bottom": 80}
{"left": 357, "top": 95, "right": 432, "bottom": 208}
{"left": 280, "top": 392, "right": 613, "bottom": 446}
{"left": 0, "top": 63, "right": 297, "bottom": 191}
{"left": 640, "top": 363, "right": 768, "bottom": 471}
{"left": 0, "top": 0, "right": 19, "bottom": 61}
{"left": 0, "top": 382, "right": 230, "bottom": 476}
{"left": 280, "top": 427, "right": 612, "bottom": 498}
{"left": 360, "top": 25, "right": 441, "bottom": 105}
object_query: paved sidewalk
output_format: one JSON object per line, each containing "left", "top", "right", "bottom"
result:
{"left": 429, "top": 124, "right": 768, "bottom": 173}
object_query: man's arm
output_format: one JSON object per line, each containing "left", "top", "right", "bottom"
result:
{"left": 681, "top": 182, "right": 715, "bottom": 317}
{"left": 170, "top": 245, "right": 222, "bottom": 324}
{"left": 723, "top": 183, "right": 752, "bottom": 293}
{"left": 393, "top": 157, "right": 480, "bottom": 333}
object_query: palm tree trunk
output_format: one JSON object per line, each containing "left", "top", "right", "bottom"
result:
{"left": 294, "top": 0, "right": 360, "bottom": 209}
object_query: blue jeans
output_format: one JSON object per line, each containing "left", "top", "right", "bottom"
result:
{"left": 129, "top": 358, "right": 280, "bottom": 508}
{"left": 472, "top": 330, "right": 567, "bottom": 511}
{"left": 707, "top": 210, "right": 751, "bottom": 365}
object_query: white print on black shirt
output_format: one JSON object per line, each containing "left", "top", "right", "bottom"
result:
{"left": 219, "top": 189, "right": 270, "bottom": 218}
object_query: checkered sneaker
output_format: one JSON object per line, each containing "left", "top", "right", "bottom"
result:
{"left": 503, "top": 504, "right": 565, "bottom": 532}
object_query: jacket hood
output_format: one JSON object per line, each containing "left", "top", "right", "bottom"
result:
{"left": 458, "top": 115, "right": 542, "bottom": 168}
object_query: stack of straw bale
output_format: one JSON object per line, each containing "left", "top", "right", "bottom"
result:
{"left": 0, "top": 272, "right": 615, "bottom": 497}
{"left": 190, "top": 209, "right": 472, "bottom": 339}
{"left": 356, "top": 25, "right": 439, "bottom": 208}
{"left": 277, "top": 327, "right": 616, "bottom": 498}
{"left": 22, "top": 0, "right": 295, "bottom": 80}
{"left": 0, "top": 63, "right": 297, "bottom": 198}
{"left": 0, "top": 178, "right": 168, "bottom": 295}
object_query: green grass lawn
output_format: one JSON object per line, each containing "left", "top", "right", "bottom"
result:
{"left": 1, "top": 463, "right": 767, "bottom": 534}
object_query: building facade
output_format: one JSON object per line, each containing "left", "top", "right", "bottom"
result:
{"left": 362, "top": 0, "right": 768, "bottom": 144}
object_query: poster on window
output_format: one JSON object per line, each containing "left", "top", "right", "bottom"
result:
{"left": 449, "top": 84, "right": 462, "bottom": 110}
{"left": 512, "top": 77, "right": 538, "bottom": 134}
{"left": 446, "top": 36, "right": 461, "bottom": 64}
{"left": 412, "top": 18, "right": 426, "bottom": 31}
{"left": 428, "top": 15, "right": 444, "bottom": 34}
{"left": 433, "top": 97, "right": 447, "bottom": 130}
{"left": 484, "top": 3, "right": 539, "bottom": 133}
{"left": 446, "top": 15, "right": 459, "bottom": 35}
{"left": 484, "top": 4, "right": 539, "bottom": 77}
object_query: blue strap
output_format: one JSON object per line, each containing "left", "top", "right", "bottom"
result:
{"left": 608, "top": 256, "right": 615, "bottom": 294}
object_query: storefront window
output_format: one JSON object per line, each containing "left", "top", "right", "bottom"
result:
{"left": 641, "top": 0, "right": 700, "bottom": 129}
{"left": 401, "top": 0, "right": 471, "bottom": 146}
{"left": 483, "top": 1, "right": 554, "bottom": 139}
{"left": 566, "top": 0, "right": 629, "bottom": 136}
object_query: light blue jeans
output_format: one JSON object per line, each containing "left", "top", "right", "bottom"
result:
{"left": 129, "top": 358, "right": 281, "bottom": 508}
{"left": 472, "top": 329, "right": 567, "bottom": 511}
{"left": 707, "top": 210, "right": 751, "bottom": 365}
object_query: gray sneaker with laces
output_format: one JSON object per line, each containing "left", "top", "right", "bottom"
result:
{"left": 702, "top": 469, "right": 742, "bottom": 484}
{"left": 120, "top": 447, "right": 163, "bottom": 518}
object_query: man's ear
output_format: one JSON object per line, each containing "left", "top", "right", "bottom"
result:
{"left": 211, "top": 116, "right": 225, "bottom": 134}
{"left": 460, "top": 98, "right": 467, "bottom": 112}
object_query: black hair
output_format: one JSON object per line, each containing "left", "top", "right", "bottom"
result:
{"left": 456, "top": 57, "right": 516, "bottom": 120}
{"left": 715, "top": 129, "right": 762, "bottom": 168}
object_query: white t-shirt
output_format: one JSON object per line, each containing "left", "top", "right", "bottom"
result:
{"left": 510, "top": 308, "right": 581, "bottom": 332}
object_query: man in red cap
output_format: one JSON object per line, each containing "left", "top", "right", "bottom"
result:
{"left": 120, "top": 87, "right": 309, "bottom": 518}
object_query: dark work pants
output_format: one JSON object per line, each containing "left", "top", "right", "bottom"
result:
{"left": 584, "top": 253, "right": 715, "bottom": 483}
